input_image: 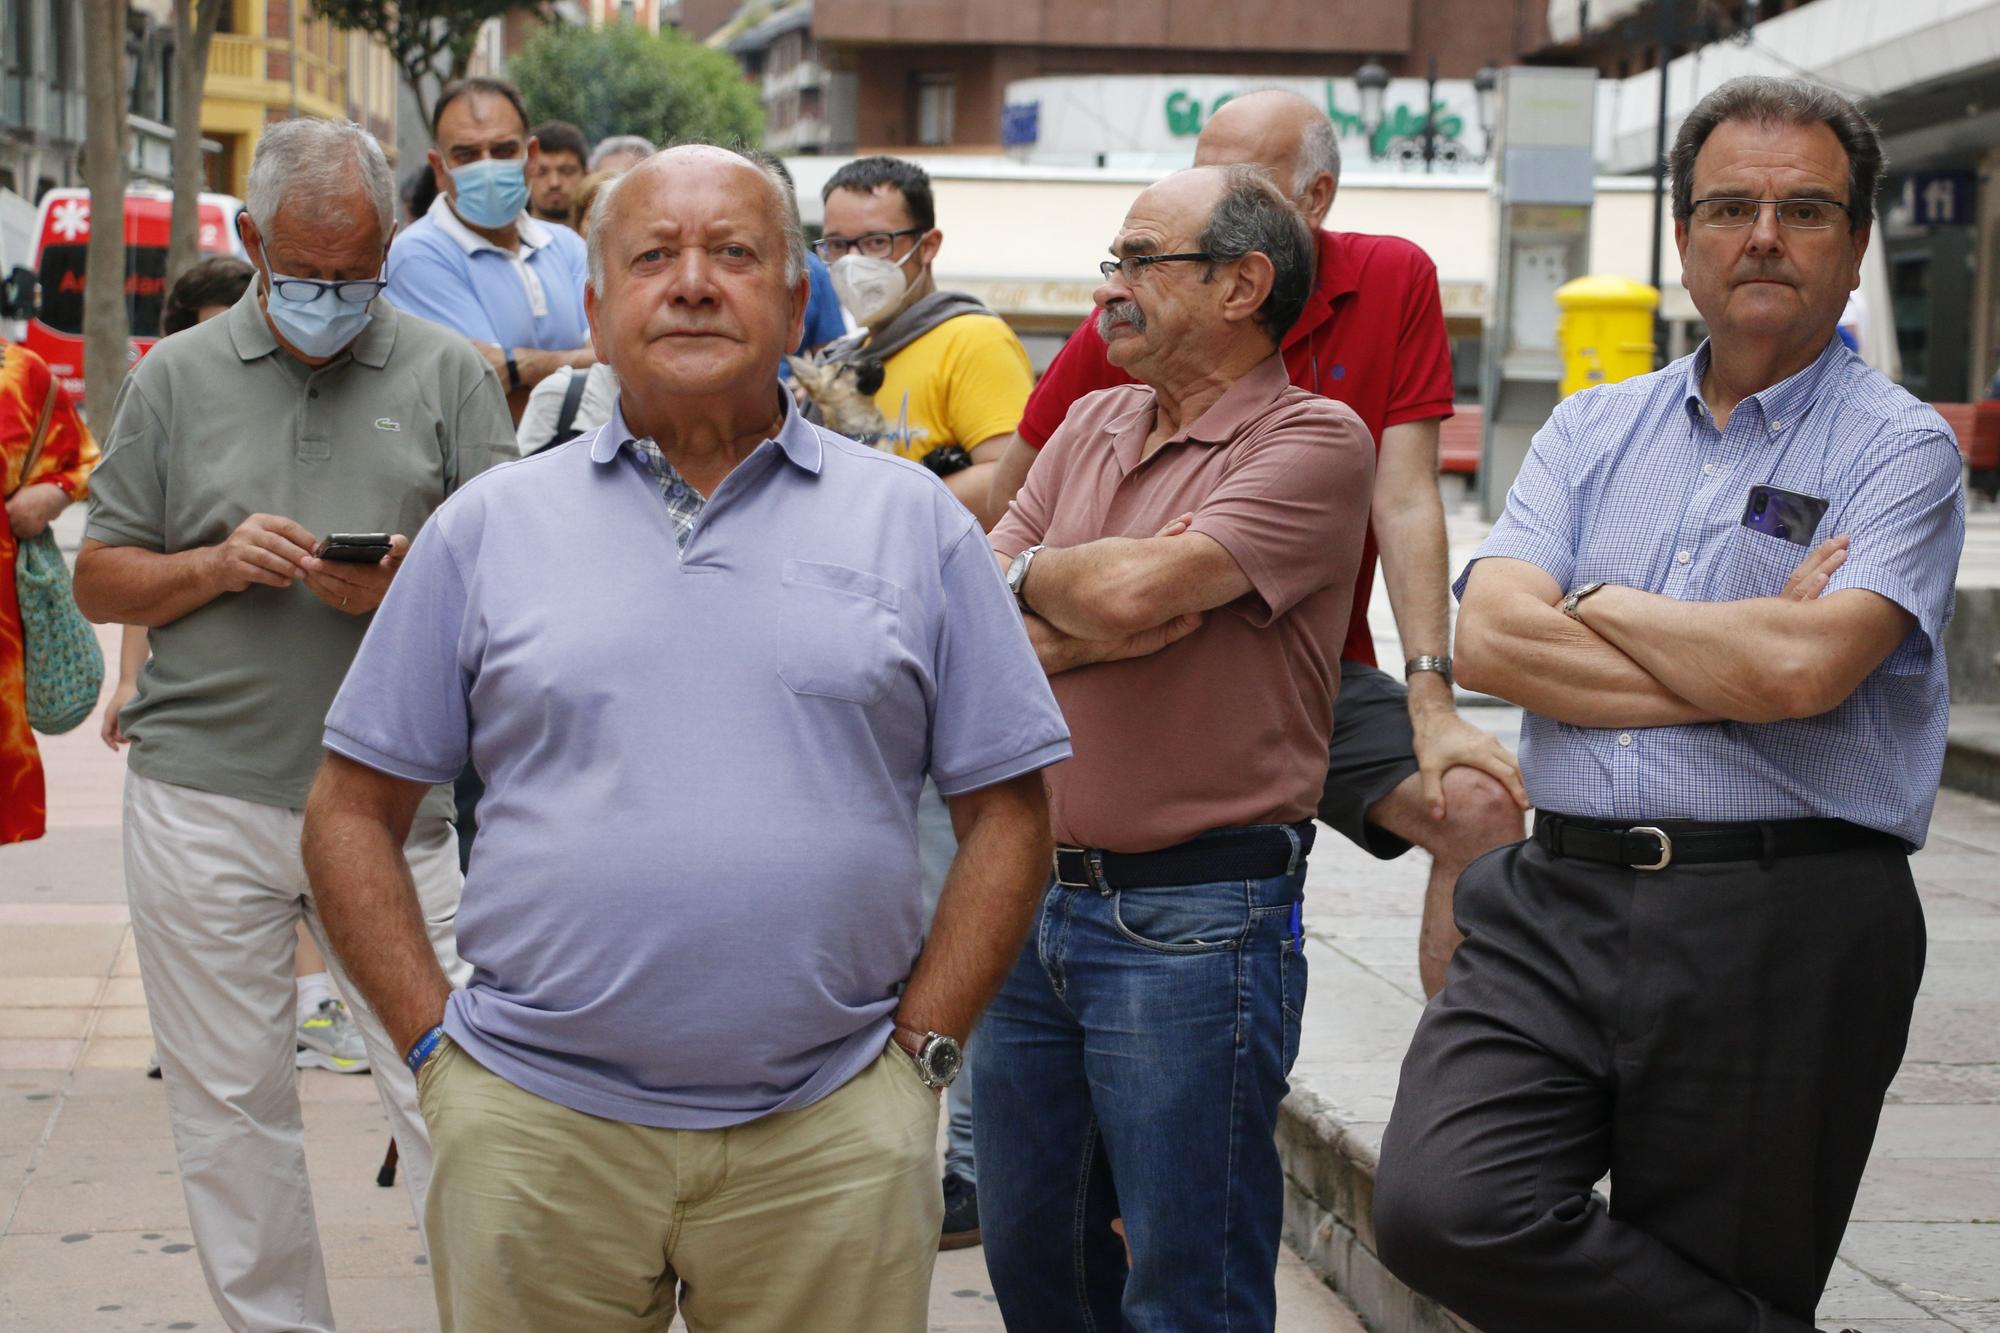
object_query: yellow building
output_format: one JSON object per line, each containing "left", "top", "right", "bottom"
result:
{"left": 200, "top": 1, "right": 401, "bottom": 199}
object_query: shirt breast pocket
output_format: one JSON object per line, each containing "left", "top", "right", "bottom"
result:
{"left": 1710, "top": 525, "right": 1804, "bottom": 603}
{"left": 779, "top": 560, "right": 906, "bottom": 705}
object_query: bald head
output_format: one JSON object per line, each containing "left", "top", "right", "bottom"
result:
{"left": 1194, "top": 89, "right": 1339, "bottom": 229}
{"left": 586, "top": 145, "right": 805, "bottom": 296}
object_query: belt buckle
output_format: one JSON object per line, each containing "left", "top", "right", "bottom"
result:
{"left": 1053, "top": 846, "right": 1093, "bottom": 889}
{"left": 1628, "top": 826, "right": 1673, "bottom": 871}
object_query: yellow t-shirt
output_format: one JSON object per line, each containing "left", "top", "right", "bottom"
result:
{"left": 869, "top": 314, "right": 1033, "bottom": 463}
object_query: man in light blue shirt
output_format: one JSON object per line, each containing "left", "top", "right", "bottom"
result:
{"left": 303, "top": 144, "right": 1069, "bottom": 1331}
{"left": 385, "top": 76, "right": 595, "bottom": 418}
{"left": 1373, "top": 78, "right": 1964, "bottom": 1333}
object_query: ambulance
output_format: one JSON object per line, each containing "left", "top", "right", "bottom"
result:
{"left": 25, "top": 186, "right": 248, "bottom": 406}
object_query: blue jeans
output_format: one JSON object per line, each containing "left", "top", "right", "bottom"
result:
{"left": 975, "top": 830, "right": 1309, "bottom": 1332}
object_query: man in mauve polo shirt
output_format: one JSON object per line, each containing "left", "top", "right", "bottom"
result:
{"left": 981, "top": 165, "right": 1372, "bottom": 1331}
{"left": 302, "top": 145, "right": 1069, "bottom": 1332}
{"left": 991, "top": 90, "right": 1527, "bottom": 996}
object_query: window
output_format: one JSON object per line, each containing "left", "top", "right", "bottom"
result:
{"left": 37, "top": 243, "right": 171, "bottom": 339}
{"left": 915, "top": 73, "right": 955, "bottom": 147}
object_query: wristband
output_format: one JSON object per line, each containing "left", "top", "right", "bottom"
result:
{"left": 505, "top": 351, "right": 522, "bottom": 392}
{"left": 405, "top": 1023, "right": 447, "bottom": 1076}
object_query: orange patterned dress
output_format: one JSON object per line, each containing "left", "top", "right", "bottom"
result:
{"left": 1, "top": 340, "right": 99, "bottom": 844}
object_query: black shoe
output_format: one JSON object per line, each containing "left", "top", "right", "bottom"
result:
{"left": 941, "top": 1172, "right": 980, "bottom": 1250}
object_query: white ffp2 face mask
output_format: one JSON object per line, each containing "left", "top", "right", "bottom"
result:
{"left": 829, "top": 246, "right": 921, "bottom": 325}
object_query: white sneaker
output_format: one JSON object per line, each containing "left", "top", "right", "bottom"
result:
{"left": 296, "top": 998, "right": 371, "bottom": 1074}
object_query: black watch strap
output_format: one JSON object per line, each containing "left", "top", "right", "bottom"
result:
{"left": 505, "top": 351, "right": 521, "bottom": 392}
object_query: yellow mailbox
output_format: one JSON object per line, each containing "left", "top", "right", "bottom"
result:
{"left": 1556, "top": 275, "right": 1659, "bottom": 397}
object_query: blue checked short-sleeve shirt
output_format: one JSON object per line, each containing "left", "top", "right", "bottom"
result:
{"left": 1456, "top": 337, "right": 1964, "bottom": 848}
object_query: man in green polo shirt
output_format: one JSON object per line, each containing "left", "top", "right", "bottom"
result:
{"left": 72, "top": 117, "right": 515, "bottom": 1333}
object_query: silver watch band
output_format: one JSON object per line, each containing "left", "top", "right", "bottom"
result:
{"left": 1404, "top": 654, "right": 1453, "bottom": 685}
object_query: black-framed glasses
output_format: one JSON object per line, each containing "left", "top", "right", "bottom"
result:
{"left": 1689, "top": 197, "right": 1854, "bottom": 230}
{"left": 1098, "top": 252, "right": 1215, "bottom": 282}
{"left": 268, "top": 273, "right": 388, "bottom": 305}
{"left": 813, "top": 228, "right": 923, "bottom": 261}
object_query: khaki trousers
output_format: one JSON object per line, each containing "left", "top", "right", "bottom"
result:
{"left": 123, "top": 769, "right": 468, "bottom": 1333}
{"left": 418, "top": 1035, "right": 943, "bottom": 1332}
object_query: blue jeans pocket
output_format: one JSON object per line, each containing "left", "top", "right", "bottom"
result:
{"left": 1111, "top": 879, "right": 1252, "bottom": 953}
{"left": 1280, "top": 934, "right": 1308, "bottom": 1075}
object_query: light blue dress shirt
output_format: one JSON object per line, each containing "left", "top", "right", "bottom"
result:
{"left": 324, "top": 396, "right": 1071, "bottom": 1128}
{"left": 1457, "top": 337, "right": 1964, "bottom": 848}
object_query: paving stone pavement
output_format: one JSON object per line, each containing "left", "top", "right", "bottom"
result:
{"left": 0, "top": 617, "right": 1362, "bottom": 1332}
{"left": 1290, "top": 703, "right": 2000, "bottom": 1332}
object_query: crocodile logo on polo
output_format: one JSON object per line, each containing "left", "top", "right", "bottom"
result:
{"left": 374, "top": 418, "right": 401, "bottom": 432}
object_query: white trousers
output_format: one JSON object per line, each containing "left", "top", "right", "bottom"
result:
{"left": 123, "top": 769, "right": 469, "bottom": 1333}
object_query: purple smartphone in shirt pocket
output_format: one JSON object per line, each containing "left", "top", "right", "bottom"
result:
{"left": 1741, "top": 484, "right": 1829, "bottom": 546}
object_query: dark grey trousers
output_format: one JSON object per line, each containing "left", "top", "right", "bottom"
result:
{"left": 1374, "top": 830, "right": 1925, "bottom": 1332}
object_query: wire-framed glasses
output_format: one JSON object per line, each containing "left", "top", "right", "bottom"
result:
{"left": 1689, "top": 197, "right": 1854, "bottom": 230}
{"left": 1097, "top": 252, "right": 1215, "bottom": 281}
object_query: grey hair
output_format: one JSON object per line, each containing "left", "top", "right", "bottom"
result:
{"left": 585, "top": 146, "right": 807, "bottom": 297}
{"left": 245, "top": 118, "right": 394, "bottom": 238}
{"left": 1196, "top": 164, "right": 1316, "bottom": 344}
{"left": 589, "top": 134, "right": 656, "bottom": 172}
{"left": 1669, "top": 75, "right": 1885, "bottom": 228}
{"left": 1294, "top": 106, "right": 1340, "bottom": 195}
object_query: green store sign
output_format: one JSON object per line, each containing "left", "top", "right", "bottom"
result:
{"left": 1164, "top": 80, "right": 1466, "bottom": 158}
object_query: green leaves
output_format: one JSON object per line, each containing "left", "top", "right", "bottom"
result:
{"left": 508, "top": 23, "right": 763, "bottom": 153}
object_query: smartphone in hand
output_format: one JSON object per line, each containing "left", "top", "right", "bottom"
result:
{"left": 319, "top": 533, "right": 394, "bottom": 563}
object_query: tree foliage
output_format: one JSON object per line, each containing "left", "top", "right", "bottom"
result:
{"left": 507, "top": 23, "right": 762, "bottom": 153}
{"left": 309, "top": 0, "right": 518, "bottom": 130}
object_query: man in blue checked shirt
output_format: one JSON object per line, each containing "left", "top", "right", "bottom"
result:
{"left": 1373, "top": 77, "right": 1964, "bottom": 1333}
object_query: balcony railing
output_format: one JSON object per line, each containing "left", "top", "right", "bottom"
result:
{"left": 208, "top": 32, "right": 350, "bottom": 113}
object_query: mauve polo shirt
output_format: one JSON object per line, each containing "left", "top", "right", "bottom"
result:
{"left": 991, "top": 355, "right": 1374, "bottom": 853}
{"left": 324, "top": 397, "right": 1071, "bottom": 1128}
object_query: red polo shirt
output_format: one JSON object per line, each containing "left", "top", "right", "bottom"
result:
{"left": 1016, "top": 228, "right": 1455, "bottom": 667}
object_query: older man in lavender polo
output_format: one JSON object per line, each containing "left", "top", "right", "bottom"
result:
{"left": 300, "top": 144, "right": 1070, "bottom": 1332}
{"left": 981, "top": 165, "right": 1375, "bottom": 1330}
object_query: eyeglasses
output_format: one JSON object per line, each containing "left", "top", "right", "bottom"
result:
{"left": 1097, "top": 252, "right": 1215, "bottom": 282}
{"left": 813, "top": 228, "right": 923, "bottom": 261}
{"left": 268, "top": 274, "right": 388, "bottom": 305}
{"left": 1689, "top": 197, "right": 1854, "bottom": 230}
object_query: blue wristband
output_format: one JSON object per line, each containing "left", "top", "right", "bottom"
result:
{"left": 405, "top": 1024, "right": 446, "bottom": 1076}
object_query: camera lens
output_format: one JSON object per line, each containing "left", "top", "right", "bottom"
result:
{"left": 1754, "top": 493, "right": 1768, "bottom": 514}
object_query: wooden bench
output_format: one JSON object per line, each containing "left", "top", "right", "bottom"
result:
{"left": 1440, "top": 404, "right": 1481, "bottom": 476}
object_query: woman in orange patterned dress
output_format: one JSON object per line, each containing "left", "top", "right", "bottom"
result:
{"left": 1, "top": 340, "right": 100, "bottom": 844}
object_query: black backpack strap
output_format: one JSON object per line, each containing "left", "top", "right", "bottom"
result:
{"left": 553, "top": 368, "right": 590, "bottom": 438}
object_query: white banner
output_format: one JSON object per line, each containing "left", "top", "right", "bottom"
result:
{"left": 1001, "top": 74, "right": 1492, "bottom": 175}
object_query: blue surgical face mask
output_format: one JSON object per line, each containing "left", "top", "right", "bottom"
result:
{"left": 449, "top": 157, "right": 529, "bottom": 229}
{"left": 258, "top": 259, "right": 382, "bottom": 359}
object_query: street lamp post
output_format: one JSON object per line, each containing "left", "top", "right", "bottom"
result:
{"left": 1356, "top": 56, "right": 1500, "bottom": 170}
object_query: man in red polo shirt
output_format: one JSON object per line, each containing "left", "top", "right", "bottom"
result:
{"left": 989, "top": 90, "right": 1526, "bottom": 994}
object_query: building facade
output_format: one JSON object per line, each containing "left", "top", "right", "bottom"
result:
{"left": 201, "top": 0, "right": 401, "bottom": 199}
{"left": 714, "top": 0, "right": 1551, "bottom": 155}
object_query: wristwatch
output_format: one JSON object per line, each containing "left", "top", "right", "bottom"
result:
{"left": 893, "top": 1025, "right": 964, "bottom": 1090}
{"left": 1404, "top": 654, "right": 1453, "bottom": 686}
{"left": 1562, "top": 581, "right": 1608, "bottom": 620}
{"left": 1005, "top": 544, "right": 1044, "bottom": 613}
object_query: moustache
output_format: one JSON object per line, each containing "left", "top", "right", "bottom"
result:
{"left": 1097, "top": 301, "right": 1146, "bottom": 339}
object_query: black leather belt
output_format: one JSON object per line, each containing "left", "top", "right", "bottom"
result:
{"left": 1055, "top": 823, "right": 1315, "bottom": 892}
{"left": 1533, "top": 812, "right": 1894, "bottom": 871}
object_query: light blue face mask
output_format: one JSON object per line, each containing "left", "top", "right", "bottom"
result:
{"left": 450, "top": 157, "right": 529, "bottom": 229}
{"left": 259, "top": 261, "right": 383, "bottom": 358}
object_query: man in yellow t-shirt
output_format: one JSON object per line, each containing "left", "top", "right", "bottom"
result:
{"left": 817, "top": 157, "right": 1031, "bottom": 522}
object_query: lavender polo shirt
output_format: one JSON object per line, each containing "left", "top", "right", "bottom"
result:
{"left": 323, "top": 397, "right": 1071, "bottom": 1128}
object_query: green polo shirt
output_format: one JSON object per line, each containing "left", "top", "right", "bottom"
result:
{"left": 86, "top": 286, "right": 517, "bottom": 812}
